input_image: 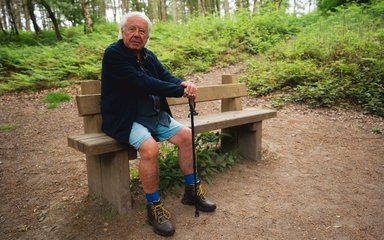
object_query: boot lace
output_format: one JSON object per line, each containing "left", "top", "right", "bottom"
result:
{"left": 153, "top": 203, "right": 171, "bottom": 224}
{"left": 196, "top": 184, "right": 207, "bottom": 199}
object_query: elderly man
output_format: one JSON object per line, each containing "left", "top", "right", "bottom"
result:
{"left": 100, "top": 12, "right": 216, "bottom": 236}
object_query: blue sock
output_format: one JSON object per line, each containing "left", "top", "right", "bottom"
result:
{"left": 184, "top": 173, "right": 199, "bottom": 185}
{"left": 145, "top": 191, "right": 160, "bottom": 204}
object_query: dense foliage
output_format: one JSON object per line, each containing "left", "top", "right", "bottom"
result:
{"left": 151, "top": 11, "right": 300, "bottom": 76}
{"left": 0, "top": 23, "right": 116, "bottom": 92}
{"left": 244, "top": 2, "right": 384, "bottom": 116}
{"left": 0, "top": 9, "right": 299, "bottom": 92}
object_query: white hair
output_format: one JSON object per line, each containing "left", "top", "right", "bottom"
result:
{"left": 118, "top": 12, "right": 152, "bottom": 40}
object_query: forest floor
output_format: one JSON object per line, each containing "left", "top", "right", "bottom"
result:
{"left": 1, "top": 63, "right": 384, "bottom": 240}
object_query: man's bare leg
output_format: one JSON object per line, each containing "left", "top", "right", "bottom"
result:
{"left": 168, "top": 127, "right": 193, "bottom": 175}
{"left": 138, "top": 137, "right": 160, "bottom": 194}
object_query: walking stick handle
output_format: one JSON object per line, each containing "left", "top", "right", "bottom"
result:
{"left": 188, "top": 97, "right": 198, "bottom": 116}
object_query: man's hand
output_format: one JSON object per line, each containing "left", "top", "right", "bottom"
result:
{"left": 181, "top": 81, "right": 197, "bottom": 98}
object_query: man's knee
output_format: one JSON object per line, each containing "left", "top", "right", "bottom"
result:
{"left": 139, "top": 138, "right": 159, "bottom": 160}
{"left": 176, "top": 128, "right": 192, "bottom": 147}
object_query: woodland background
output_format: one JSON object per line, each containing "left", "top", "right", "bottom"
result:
{"left": 2, "top": 0, "right": 319, "bottom": 36}
{"left": 0, "top": 0, "right": 383, "bottom": 117}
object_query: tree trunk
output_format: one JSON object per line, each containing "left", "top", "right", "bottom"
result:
{"left": 208, "top": 0, "right": 217, "bottom": 14}
{"left": 26, "top": 0, "right": 42, "bottom": 34}
{"left": 99, "top": 0, "right": 107, "bottom": 21}
{"left": 111, "top": 0, "right": 118, "bottom": 23}
{"left": 180, "top": 0, "right": 186, "bottom": 20}
{"left": 159, "top": 0, "right": 166, "bottom": 21}
{"left": 22, "top": 0, "right": 31, "bottom": 30}
{"left": 39, "top": 0, "right": 62, "bottom": 40}
{"left": 224, "top": 0, "right": 229, "bottom": 16}
{"left": 236, "top": 0, "right": 241, "bottom": 10}
{"left": 149, "top": 0, "right": 157, "bottom": 21}
{"left": 5, "top": 0, "right": 19, "bottom": 35}
{"left": 215, "top": 0, "right": 220, "bottom": 16}
{"left": 38, "top": 4, "right": 47, "bottom": 30}
{"left": 121, "top": 0, "right": 129, "bottom": 15}
{"left": 0, "top": 0, "right": 8, "bottom": 29}
{"left": 172, "top": 0, "right": 177, "bottom": 23}
{"left": 14, "top": 0, "right": 23, "bottom": 30}
{"left": 81, "top": 0, "right": 93, "bottom": 33}
{"left": 0, "top": 13, "right": 7, "bottom": 36}
{"left": 198, "top": 0, "right": 205, "bottom": 16}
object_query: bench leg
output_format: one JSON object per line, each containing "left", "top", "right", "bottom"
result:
{"left": 86, "top": 150, "right": 132, "bottom": 215}
{"left": 238, "top": 122, "right": 262, "bottom": 161}
{"left": 222, "top": 121, "right": 262, "bottom": 161}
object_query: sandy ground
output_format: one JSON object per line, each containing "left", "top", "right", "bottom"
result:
{"left": 1, "top": 64, "right": 383, "bottom": 240}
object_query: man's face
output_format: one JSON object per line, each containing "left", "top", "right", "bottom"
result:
{"left": 122, "top": 16, "right": 149, "bottom": 53}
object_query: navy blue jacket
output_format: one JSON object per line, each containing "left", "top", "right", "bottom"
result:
{"left": 101, "top": 39, "right": 185, "bottom": 143}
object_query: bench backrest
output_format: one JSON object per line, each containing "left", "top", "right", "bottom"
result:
{"left": 77, "top": 74, "right": 246, "bottom": 134}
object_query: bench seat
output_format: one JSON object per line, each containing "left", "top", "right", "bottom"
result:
{"left": 68, "top": 108, "right": 276, "bottom": 156}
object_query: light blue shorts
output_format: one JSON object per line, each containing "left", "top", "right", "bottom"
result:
{"left": 129, "top": 118, "right": 184, "bottom": 150}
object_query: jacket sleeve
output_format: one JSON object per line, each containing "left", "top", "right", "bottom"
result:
{"left": 147, "top": 51, "right": 183, "bottom": 86}
{"left": 102, "top": 45, "right": 184, "bottom": 98}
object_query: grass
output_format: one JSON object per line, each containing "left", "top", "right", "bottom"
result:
{"left": 372, "top": 127, "right": 383, "bottom": 134}
{"left": 43, "top": 91, "right": 72, "bottom": 109}
{"left": 0, "top": 123, "right": 17, "bottom": 132}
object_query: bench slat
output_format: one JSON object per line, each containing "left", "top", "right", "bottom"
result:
{"left": 68, "top": 108, "right": 276, "bottom": 156}
{"left": 76, "top": 94, "right": 101, "bottom": 117}
{"left": 76, "top": 83, "right": 247, "bottom": 116}
{"left": 81, "top": 80, "right": 100, "bottom": 94}
{"left": 167, "top": 83, "right": 247, "bottom": 106}
{"left": 68, "top": 133, "right": 133, "bottom": 155}
{"left": 180, "top": 108, "right": 277, "bottom": 132}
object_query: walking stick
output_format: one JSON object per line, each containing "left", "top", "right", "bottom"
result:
{"left": 188, "top": 97, "right": 199, "bottom": 217}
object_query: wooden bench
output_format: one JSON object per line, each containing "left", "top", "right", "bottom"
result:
{"left": 68, "top": 74, "right": 276, "bottom": 215}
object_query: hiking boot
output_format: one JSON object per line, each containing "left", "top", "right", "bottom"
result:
{"left": 147, "top": 201, "right": 175, "bottom": 236}
{"left": 181, "top": 181, "right": 216, "bottom": 212}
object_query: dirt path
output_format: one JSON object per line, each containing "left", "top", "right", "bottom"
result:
{"left": 1, "top": 64, "right": 383, "bottom": 240}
